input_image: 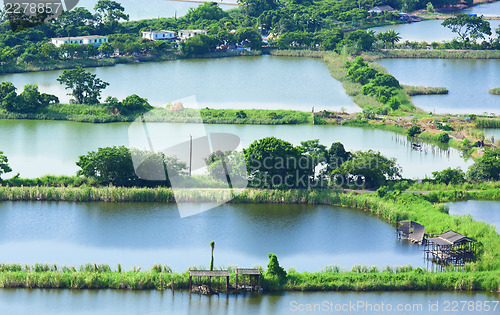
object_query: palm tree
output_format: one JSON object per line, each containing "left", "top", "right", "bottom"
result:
{"left": 386, "top": 30, "right": 402, "bottom": 48}
{"left": 209, "top": 241, "right": 215, "bottom": 271}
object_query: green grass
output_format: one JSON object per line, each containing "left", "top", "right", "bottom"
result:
{"left": 0, "top": 265, "right": 498, "bottom": 291}
{"left": 0, "top": 106, "right": 312, "bottom": 125}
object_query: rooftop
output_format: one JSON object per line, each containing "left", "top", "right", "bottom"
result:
{"left": 189, "top": 270, "right": 230, "bottom": 277}
{"left": 52, "top": 35, "right": 108, "bottom": 41}
{"left": 428, "top": 230, "right": 477, "bottom": 246}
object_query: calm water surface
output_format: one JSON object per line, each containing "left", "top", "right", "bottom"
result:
{"left": 0, "top": 56, "right": 358, "bottom": 112}
{"left": 459, "top": 1, "right": 500, "bottom": 16}
{"left": 0, "top": 120, "right": 471, "bottom": 179}
{"left": 371, "top": 20, "right": 500, "bottom": 43}
{"left": 0, "top": 289, "right": 498, "bottom": 315}
{"left": 449, "top": 201, "right": 500, "bottom": 233}
{"left": 0, "top": 202, "right": 426, "bottom": 271}
{"left": 376, "top": 59, "right": 500, "bottom": 115}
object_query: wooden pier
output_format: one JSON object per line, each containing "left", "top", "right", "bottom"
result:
{"left": 397, "top": 221, "right": 425, "bottom": 244}
{"left": 235, "top": 269, "right": 261, "bottom": 291}
{"left": 425, "top": 230, "right": 477, "bottom": 265}
{"left": 189, "top": 270, "right": 230, "bottom": 293}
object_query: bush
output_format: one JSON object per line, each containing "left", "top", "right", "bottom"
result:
{"left": 437, "top": 133, "right": 450, "bottom": 143}
{"left": 407, "top": 126, "right": 422, "bottom": 137}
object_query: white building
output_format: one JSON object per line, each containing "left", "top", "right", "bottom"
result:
{"left": 51, "top": 36, "right": 109, "bottom": 48}
{"left": 178, "top": 30, "right": 208, "bottom": 41}
{"left": 368, "top": 5, "right": 395, "bottom": 14}
{"left": 142, "top": 30, "right": 176, "bottom": 41}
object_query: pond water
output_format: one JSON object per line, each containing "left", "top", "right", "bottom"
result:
{"left": 376, "top": 58, "right": 500, "bottom": 115}
{"left": 371, "top": 20, "right": 500, "bottom": 43}
{"left": 0, "top": 56, "right": 358, "bottom": 113}
{"left": 83, "top": 0, "right": 238, "bottom": 21}
{"left": 0, "top": 202, "right": 426, "bottom": 272}
{"left": 484, "top": 128, "right": 500, "bottom": 141}
{"left": 0, "top": 289, "right": 498, "bottom": 315}
{"left": 0, "top": 120, "right": 471, "bottom": 179}
{"left": 449, "top": 200, "right": 500, "bottom": 233}
{"left": 459, "top": 1, "right": 500, "bottom": 16}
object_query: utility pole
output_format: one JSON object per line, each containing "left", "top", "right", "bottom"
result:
{"left": 189, "top": 135, "right": 193, "bottom": 176}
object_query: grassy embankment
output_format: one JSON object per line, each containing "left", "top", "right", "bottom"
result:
{"left": 0, "top": 105, "right": 312, "bottom": 124}
{"left": 0, "top": 188, "right": 500, "bottom": 291}
{"left": 0, "top": 264, "right": 499, "bottom": 291}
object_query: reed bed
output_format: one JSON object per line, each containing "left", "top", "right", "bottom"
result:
{"left": 476, "top": 118, "right": 500, "bottom": 128}
{"left": 403, "top": 85, "right": 449, "bottom": 96}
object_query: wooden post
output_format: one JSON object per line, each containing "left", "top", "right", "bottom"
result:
{"left": 189, "top": 276, "right": 192, "bottom": 292}
{"left": 235, "top": 273, "right": 238, "bottom": 289}
{"left": 171, "top": 279, "right": 175, "bottom": 293}
{"left": 226, "top": 276, "right": 229, "bottom": 292}
{"left": 257, "top": 275, "right": 260, "bottom": 291}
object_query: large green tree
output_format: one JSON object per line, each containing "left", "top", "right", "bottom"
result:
{"left": 57, "top": 67, "right": 110, "bottom": 104}
{"left": 0, "top": 151, "right": 12, "bottom": 180}
{"left": 442, "top": 14, "right": 491, "bottom": 42}
{"left": 94, "top": 0, "right": 129, "bottom": 24}
{"left": 244, "top": 137, "right": 310, "bottom": 188}
{"left": 467, "top": 148, "right": 500, "bottom": 181}
{"left": 332, "top": 150, "right": 401, "bottom": 188}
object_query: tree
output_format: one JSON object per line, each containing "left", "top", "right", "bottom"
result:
{"left": 432, "top": 167, "right": 465, "bottom": 185}
{"left": 327, "top": 142, "right": 351, "bottom": 172}
{"left": 0, "top": 82, "right": 16, "bottom": 100}
{"left": 205, "top": 150, "right": 247, "bottom": 187}
{"left": 243, "top": 137, "right": 310, "bottom": 188}
{"left": 57, "top": 67, "right": 109, "bottom": 104}
{"left": 442, "top": 14, "right": 492, "bottom": 42}
{"left": 180, "top": 35, "right": 213, "bottom": 56}
{"left": 377, "top": 30, "right": 401, "bottom": 48}
{"left": 0, "top": 151, "right": 12, "bottom": 180}
{"left": 209, "top": 241, "right": 215, "bottom": 271}
{"left": 98, "top": 42, "right": 114, "bottom": 55}
{"left": 94, "top": 0, "right": 129, "bottom": 24}
{"left": 333, "top": 150, "right": 401, "bottom": 189}
{"left": 266, "top": 254, "right": 287, "bottom": 285}
{"left": 467, "top": 148, "right": 500, "bottom": 181}
{"left": 1, "top": 84, "right": 52, "bottom": 113}
{"left": 407, "top": 126, "right": 422, "bottom": 137}
{"left": 76, "top": 146, "right": 138, "bottom": 186}
{"left": 235, "top": 27, "right": 263, "bottom": 50}
{"left": 186, "top": 2, "right": 228, "bottom": 24}
{"left": 121, "top": 94, "right": 152, "bottom": 114}
{"left": 299, "top": 139, "right": 327, "bottom": 179}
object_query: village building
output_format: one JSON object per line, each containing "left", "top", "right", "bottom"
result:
{"left": 368, "top": 5, "right": 395, "bottom": 14}
{"left": 142, "top": 30, "right": 176, "bottom": 41}
{"left": 178, "top": 30, "right": 208, "bottom": 41}
{"left": 51, "top": 36, "right": 109, "bottom": 48}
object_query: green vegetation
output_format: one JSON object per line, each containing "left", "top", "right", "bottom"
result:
{"left": 403, "top": 85, "right": 449, "bottom": 96}
{"left": 489, "top": 88, "right": 500, "bottom": 96}
{"left": 209, "top": 241, "right": 215, "bottom": 271}
{"left": 365, "top": 50, "right": 500, "bottom": 60}
{"left": 0, "top": 151, "right": 11, "bottom": 180}
{"left": 441, "top": 14, "right": 492, "bottom": 43}
{"left": 57, "top": 67, "right": 110, "bottom": 105}
{"left": 0, "top": 263, "right": 499, "bottom": 292}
